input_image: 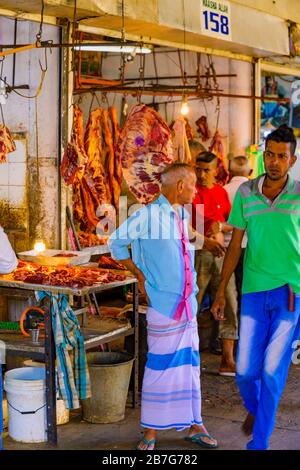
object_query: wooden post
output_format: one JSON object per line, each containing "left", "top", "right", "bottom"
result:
{"left": 133, "top": 281, "right": 139, "bottom": 408}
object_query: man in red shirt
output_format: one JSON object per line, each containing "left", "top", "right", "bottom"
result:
{"left": 192, "top": 151, "right": 238, "bottom": 376}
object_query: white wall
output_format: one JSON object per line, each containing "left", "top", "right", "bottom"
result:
{"left": 0, "top": 17, "right": 60, "bottom": 249}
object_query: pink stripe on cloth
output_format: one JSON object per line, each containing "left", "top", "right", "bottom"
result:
{"left": 173, "top": 213, "right": 194, "bottom": 322}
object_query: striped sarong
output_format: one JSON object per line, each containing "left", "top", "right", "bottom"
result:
{"left": 141, "top": 307, "right": 203, "bottom": 431}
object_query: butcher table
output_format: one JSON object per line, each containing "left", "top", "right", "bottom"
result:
{"left": 0, "top": 275, "right": 139, "bottom": 446}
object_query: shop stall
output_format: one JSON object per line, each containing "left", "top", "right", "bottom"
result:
{"left": 0, "top": 0, "right": 299, "bottom": 450}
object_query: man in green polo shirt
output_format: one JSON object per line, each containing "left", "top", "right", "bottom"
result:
{"left": 212, "top": 124, "right": 300, "bottom": 450}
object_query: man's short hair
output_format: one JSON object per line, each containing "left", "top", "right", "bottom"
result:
{"left": 161, "top": 162, "right": 194, "bottom": 185}
{"left": 266, "top": 124, "right": 297, "bottom": 155}
{"left": 189, "top": 139, "right": 206, "bottom": 157}
{"left": 196, "top": 151, "right": 217, "bottom": 164}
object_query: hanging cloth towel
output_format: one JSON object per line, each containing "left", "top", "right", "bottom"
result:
{"left": 35, "top": 291, "right": 91, "bottom": 409}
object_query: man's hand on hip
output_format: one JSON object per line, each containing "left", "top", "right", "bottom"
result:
{"left": 134, "top": 269, "right": 149, "bottom": 305}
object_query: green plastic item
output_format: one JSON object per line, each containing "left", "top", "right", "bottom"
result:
{"left": 0, "top": 321, "right": 20, "bottom": 331}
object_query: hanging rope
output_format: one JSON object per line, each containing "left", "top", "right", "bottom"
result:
{"left": 0, "top": 104, "right": 4, "bottom": 124}
{"left": 152, "top": 49, "right": 159, "bottom": 86}
{"left": 121, "top": 0, "right": 126, "bottom": 43}
{"left": 70, "top": 0, "right": 78, "bottom": 73}
{"left": 34, "top": 0, "right": 44, "bottom": 183}
{"left": 182, "top": 0, "right": 187, "bottom": 87}
{"left": 72, "top": 0, "right": 78, "bottom": 49}
{"left": 177, "top": 50, "right": 185, "bottom": 86}
{"left": 35, "top": 96, "right": 40, "bottom": 181}
{"left": 0, "top": 58, "right": 5, "bottom": 124}
{"left": 36, "top": 0, "right": 45, "bottom": 46}
{"left": 196, "top": 53, "right": 202, "bottom": 88}
{"left": 137, "top": 53, "right": 146, "bottom": 104}
{"left": 88, "top": 91, "right": 101, "bottom": 114}
{"left": 101, "top": 92, "right": 109, "bottom": 108}
{"left": 8, "top": 64, "right": 47, "bottom": 99}
{"left": 206, "top": 54, "right": 221, "bottom": 133}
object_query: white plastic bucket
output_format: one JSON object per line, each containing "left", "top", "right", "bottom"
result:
{"left": 23, "top": 360, "right": 69, "bottom": 425}
{"left": 4, "top": 367, "right": 47, "bottom": 443}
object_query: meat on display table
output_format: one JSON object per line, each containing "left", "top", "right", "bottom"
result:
{"left": 0, "top": 275, "right": 139, "bottom": 446}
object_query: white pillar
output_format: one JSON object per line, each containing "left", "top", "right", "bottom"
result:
{"left": 229, "top": 60, "right": 253, "bottom": 157}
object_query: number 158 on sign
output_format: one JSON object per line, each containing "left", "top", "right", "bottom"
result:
{"left": 202, "top": 11, "right": 230, "bottom": 35}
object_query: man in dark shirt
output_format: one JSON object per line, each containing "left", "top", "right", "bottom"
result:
{"left": 192, "top": 151, "right": 238, "bottom": 376}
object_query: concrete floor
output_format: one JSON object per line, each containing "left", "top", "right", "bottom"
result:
{"left": 3, "top": 352, "right": 300, "bottom": 451}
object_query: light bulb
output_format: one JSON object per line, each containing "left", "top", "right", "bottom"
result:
{"left": 34, "top": 241, "right": 46, "bottom": 254}
{"left": 180, "top": 98, "right": 189, "bottom": 116}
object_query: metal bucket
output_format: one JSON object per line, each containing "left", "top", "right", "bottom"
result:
{"left": 82, "top": 352, "right": 134, "bottom": 424}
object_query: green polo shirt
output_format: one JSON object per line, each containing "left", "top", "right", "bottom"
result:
{"left": 228, "top": 174, "right": 300, "bottom": 294}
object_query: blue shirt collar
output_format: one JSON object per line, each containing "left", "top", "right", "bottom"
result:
{"left": 154, "top": 194, "right": 190, "bottom": 220}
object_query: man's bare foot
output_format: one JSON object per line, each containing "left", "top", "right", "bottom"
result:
{"left": 219, "top": 360, "right": 236, "bottom": 377}
{"left": 241, "top": 413, "right": 255, "bottom": 436}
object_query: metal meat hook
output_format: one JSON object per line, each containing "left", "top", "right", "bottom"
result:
{"left": 39, "top": 47, "right": 48, "bottom": 72}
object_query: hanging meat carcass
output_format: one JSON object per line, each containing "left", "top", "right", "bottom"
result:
{"left": 62, "top": 105, "right": 101, "bottom": 233}
{"left": 101, "top": 109, "right": 122, "bottom": 209}
{"left": 0, "top": 124, "right": 16, "bottom": 163}
{"left": 63, "top": 103, "right": 123, "bottom": 236}
{"left": 84, "top": 108, "right": 109, "bottom": 205}
{"left": 196, "top": 116, "right": 211, "bottom": 142}
{"left": 109, "top": 106, "right": 120, "bottom": 149}
{"left": 171, "top": 116, "right": 192, "bottom": 163}
{"left": 184, "top": 118, "right": 194, "bottom": 141}
{"left": 61, "top": 105, "right": 87, "bottom": 185}
{"left": 116, "top": 104, "right": 174, "bottom": 204}
{"left": 208, "top": 130, "right": 229, "bottom": 185}
{"left": 109, "top": 106, "right": 123, "bottom": 188}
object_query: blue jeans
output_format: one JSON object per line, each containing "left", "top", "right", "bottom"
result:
{"left": 236, "top": 285, "right": 300, "bottom": 450}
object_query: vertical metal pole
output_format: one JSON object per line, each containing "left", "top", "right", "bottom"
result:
{"left": 58, "top": 25, "right": 63, "bottom": 249}
{"left": 12, "top": 19, "right": 18, "bottom": 88}
{"left": 44, "top": 299, "right": 57, "bottom": 445}
{"left": 254, "top": 58, "right": 262, "bottom": 145}
{"left": 132, "top": 281, "right": 139, "bottom": 408}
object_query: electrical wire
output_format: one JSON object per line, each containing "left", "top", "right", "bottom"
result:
{"left": 0, "top": 70, "right": 46, "bottom": 99}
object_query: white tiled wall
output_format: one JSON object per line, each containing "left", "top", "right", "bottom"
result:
{"left": 0, "top": 137, "right": 27, "bottom": 209}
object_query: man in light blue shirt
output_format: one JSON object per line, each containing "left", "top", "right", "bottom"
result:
{"left": 109, "top": 190, "right": 199, "bottom": 320}
{"left": 109, "top": 163, "right": 218, "bottom": 451}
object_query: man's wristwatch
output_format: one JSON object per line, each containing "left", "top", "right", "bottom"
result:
{"left": 217, "top": 221, "right": 223, "bottom": 233}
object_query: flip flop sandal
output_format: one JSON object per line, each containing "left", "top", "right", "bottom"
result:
{"left": 185, "top": 433, "right": 218, "bottom": 449}
{"left": 134, "top": 438, "right": 156, "bottom": 450}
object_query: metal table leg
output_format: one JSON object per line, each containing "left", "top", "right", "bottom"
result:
{"left": 133, "top": 281, "right": 139, "bottom": 408}
{"left": 44, "top": 300, "right": 57, "bottom": 445}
